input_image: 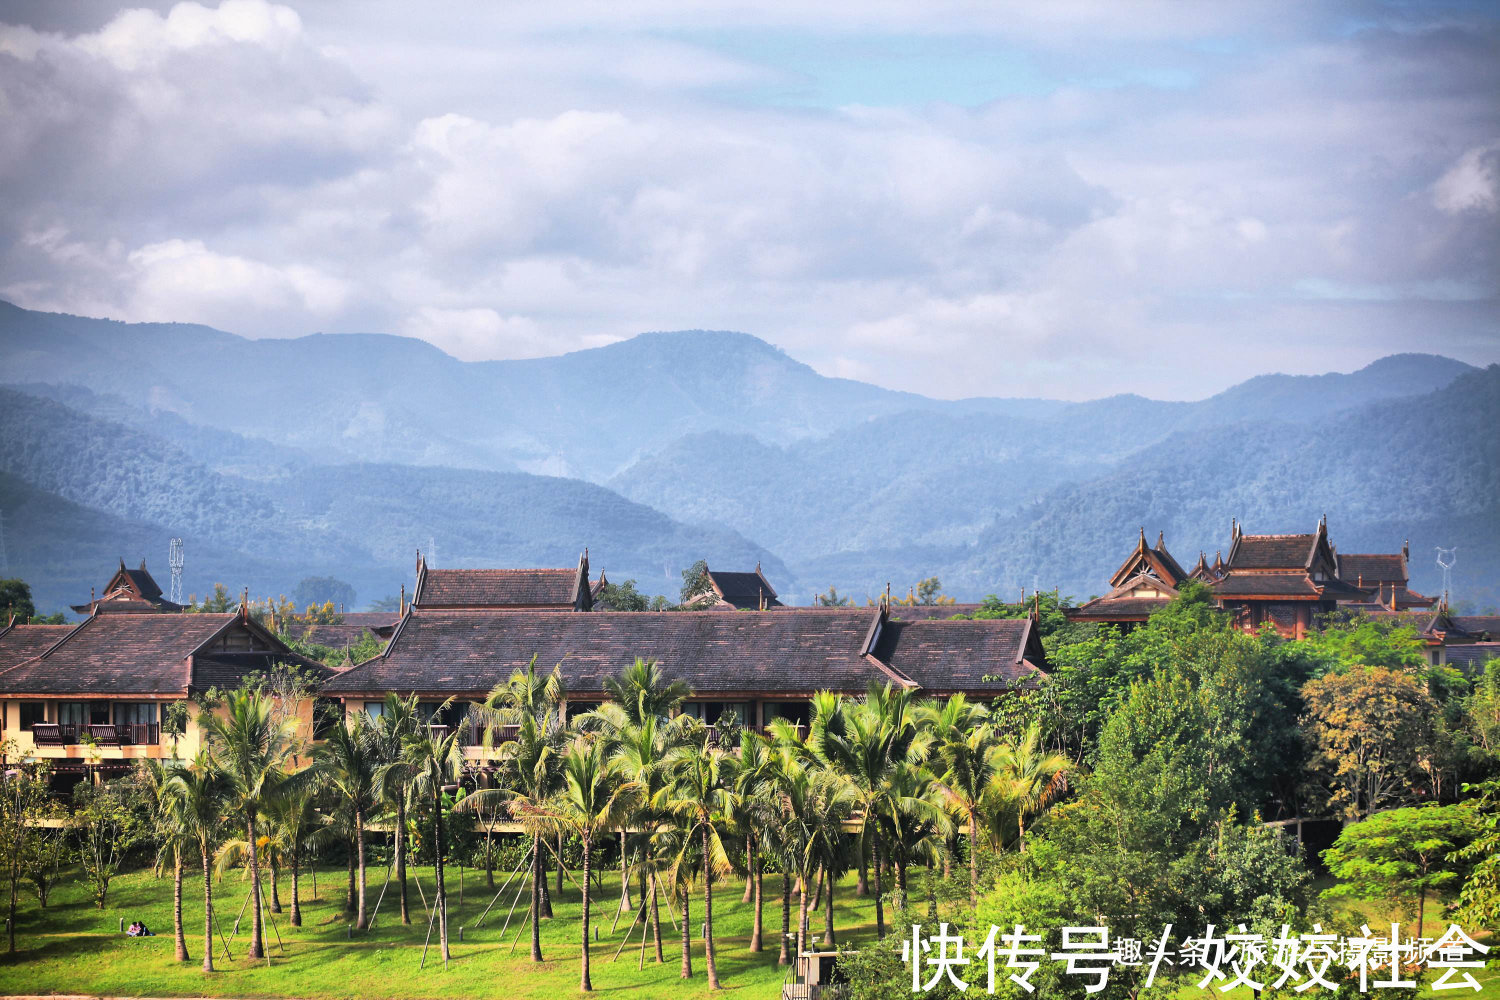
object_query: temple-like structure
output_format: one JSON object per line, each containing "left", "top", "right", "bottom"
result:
{"left": 1066, "top": 528, "right": 1189, "bottom": 629}
{"left": 411, "top": 550, "right": 597, "bottom": 611}
{"left": 681, "top": 564, "right": 785, "bottom": 610}
{"left": 71, "top": 559, "right": 184, "bottom": 615}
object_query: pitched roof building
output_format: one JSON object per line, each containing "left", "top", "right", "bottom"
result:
{"left": 1208, "top": 517, "right": 1367, "bottom": 638}
{"left": 411, "top": 550, "right": 596, "bottom": 611}
{"left": 322, "top": 605, "right": 1047, "bottom": 731}
{"left": 71, "top": 558, "right": 184, "bottom": 615}
{"left": 682, "top": 564, "right": 785, "bottom": 610}
{"left": 1334, "top": 543, "right": 1437, "bottom": 611}
{"left": 1067, "top": 528, "right": 1190, "bottom": 628}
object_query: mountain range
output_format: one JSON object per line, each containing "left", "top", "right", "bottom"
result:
{"left": 0, "top": 299, "right": 1494, "bottom": 614}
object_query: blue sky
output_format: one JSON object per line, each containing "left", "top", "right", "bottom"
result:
{"left": 0, "top": 0, "right": 1495, "bottom": 399}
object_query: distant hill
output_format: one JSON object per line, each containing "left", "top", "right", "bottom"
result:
{"left": 1, "top": 299, "right": 1491, "bottom": 611}
{"left": 0, "top": 388, "right": 781, "bottom": 614}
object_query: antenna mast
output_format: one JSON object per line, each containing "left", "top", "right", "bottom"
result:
{"left": 169, "top": 537, "right": 185, "bottom": 605}
{"left": 1435, "top": 547, "right": 1457, "bottom": 607}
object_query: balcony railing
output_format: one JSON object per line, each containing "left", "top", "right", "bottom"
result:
{"left": 27, "top": 723, "right": 160, "bottom": 747}
{"left": 427, "top": 722, "right": 521, "bottom": 747}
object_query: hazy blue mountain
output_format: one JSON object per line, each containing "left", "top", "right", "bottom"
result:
{"left": 0, "top": 388, "right": 783, "bottom": 614}
{"left": 881, "top": 365, "right": 1500, "bottom": 606}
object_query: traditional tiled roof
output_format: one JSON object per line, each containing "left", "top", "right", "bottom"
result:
{"left": 1446, "top": 643, "right": 1500, "bottom": 672}
{"left": 322, "top": 607, "right": 1046, "bottom": 698}
{"left": 1338, "top": 553, "right": 1408, "bottom": 586}
{"left": 1228, "top": 534, "right": 1319, "bottom": 570}
{"left": 875, "top": 619, "right": 1044, "bottom": 692}
{"left": 0, "top": 623, "right": 74, "bottom": 673}
{"left": 687, "top": 565, "right": 783, "bottom": 610}
{"left": 1107, "top": 529, "right": 1188, "bottom": 589}
{"left": 1212, "top": 574, "right": 1325, "bottom": 597}
{"left": 415, "top": 568, "right": 580, "bottom": 607}
{"left": 1069, "top": 571, "right": 1178, "bottom": 621}
{"left": 0, "top": 608, "right": 323, "bottom": 696}
{"left": 1451, "top": 616, "right": 1500, "bottom": 639}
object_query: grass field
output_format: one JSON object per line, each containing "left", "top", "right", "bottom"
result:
{"left": 0, "top": 864, "right": 1493, "bottom": 998}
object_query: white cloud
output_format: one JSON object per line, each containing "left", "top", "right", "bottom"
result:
{"left": 0, "top": 1, "right": 1495, "bottom": 399}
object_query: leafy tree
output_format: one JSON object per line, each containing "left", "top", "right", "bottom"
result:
{"left": 367, "top": 594, "right": 401, "bottom": 612}
{"left": 187, "top": 583, "right": 235, "bottom": 613}
{"left": 0, "top": 756, "right": 54, "bottom": 952}
{"left": 1465, "top": 660, "right": 1500, "bottom": 757}
{"left": 0, "top": 578, "right": 37, "bottom": 622}
{"left": 1301, "top": 613, "right": 1429, "bottom": 673}
{"left": 679, "top": 560, "right": 713, "bottom": 604}
{"left": 1302, "top": 666, "right": 1437, "bottom": 819}
{"left": 73, "top": 780, "right": 144, "bottom": 909}
{"left": 595, "top": 578, "right": 670, "bottom": 611}
{"left": 293, "top": 575, "right": 356, "bottom": 610}
{"left": 1452, "top": 777, "right": 1500, "bottom": 927}
{"left": 1323, "top": 804, "right": 1479, "bottom": 937}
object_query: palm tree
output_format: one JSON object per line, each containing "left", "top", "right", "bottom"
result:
{"left": 371, "top": 693, "right": 421, "bottom": 925}
{"left": 199, "top": 688, "right": 299, "bottom": 961}
{"left": 665, "top": 735, "right": 736, "bottom": 990}
{"left": 314, "top": 714, "right": 379, "bottom": 929}
{"left": 877, "top": 761, "right": 950, "bottom": 914}
{"left": 166, "top": 750, "right": 226, "bottom": 973}
{"left": 465, "top": 660, "right": 568, "bottom": 961}
{"left": 989, "top": 721, "right": 1069, "bottom": 852}
{"left": 811, "top": 683, "right": 924, "bottom": 937}
{"left": 263, "top": 784, "right": 319, "bottom": 927}
{"left": 728, "top": 730, "right": 777, "bottom": 953}
{"left": 919, "top": 694, "right": 995, "bottom": 908}
{"left": 137, "top": 758, "right": 191, "bottom": 962}
{"left": 376, "top": 718, "right": 465, "bottom": 963}
{"left": 772, "top": 754, "right": 855, "bottom": 957}
{"left": 537, "top": 735, "right": 635, "bottom": 992}
{"left": 602, "top": 656, "right": 690, "bottom": 726}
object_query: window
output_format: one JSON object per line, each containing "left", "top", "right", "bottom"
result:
{"left": 564, "top": 701, "right": 601, "bottom": 722}
{"left": 681, "top": 702, "right": 749, "bottom": 726}
{"left": 763, "top": 701, "right": 811, "bottom": 727}
{"left": 417, "top": 702, "right": 464, "bottom": 730}
{"left": 364, "top": 701, "right": 386, "bottom": 719}
{"left": 19, "top": 703, "right": 45, "bottom": 730}
{"left": 57, "top": 702, "right": 88, "bottom": 726}
{"left": 115, "top": 703, "right": 158, "bottom": 727}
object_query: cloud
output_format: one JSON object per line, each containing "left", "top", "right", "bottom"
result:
{"left": 0, "top": 1, "right": 1496, "bottom": 400}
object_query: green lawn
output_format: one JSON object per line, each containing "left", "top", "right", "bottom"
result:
{"left": 0, "top": 862, "right": 873, "bottom": 998}
{"left": 0, "top": 864, "right": 1494, "bottom": 998}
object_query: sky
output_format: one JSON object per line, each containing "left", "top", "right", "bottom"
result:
{"left": 0, "top": 1, "right": 1496, "bottom": 401}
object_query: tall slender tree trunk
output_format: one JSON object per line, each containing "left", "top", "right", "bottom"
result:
{"left": 269, "top": 852, "right": 282, "bottom": 913}
{"left": 201, "top": 843, "right": 215, "bottom": 972}
{"left": 530, "top": 834, "right": 544, "bottom": 962}
{"left": 749, "top": 848, "right": 764, "bottom": 952}
{"left": 247, "top": 817, "right": 265, "bottom": 960}
{"left": 812, "top": 866, "right": 824, "bottom": 912}
{"left": 856, "top": 831, "right": 869, "bottom": 896}
{"left": 345, "top": 837, "right": 356, "bottom": 913}
{"left": 872, "top": 828, "right": 886, "bottom": 938}
{"left": 797, "top": 868, "right": 811, "bottom": 957}
{"left": 618, "top": 830, "right": 632, "bottom": 914}
{"left": 433, "top": 788, "right": 449, "bottom": 962}
{"left": 650, "top": 877, "right": 664, "bottom": 963}
{"left": 355, "top": 807, "right": 368, "bottom": 929}
{"left": 290, "top": 848, "right": 302, "bottom": 927}
{"left": 1016, "top": 811, "right": 1025, "bottom": 853}
{"left": 823, "top": 864, "right": 836, "bottom": 947}
{"left": 895, "top": 855, "right": 909, "bottom": 913}
{"left": 743, "top": 832, "right": 756, "bottom": 903}
{"left": 968, "top": 813, "right": 980, "bottom": 910}
{"left": 703, "top": 829, "right": 721, "bottom": 990}
{"left": 778, "top": 870, "right": 792, "bottom": 966}
{"left": 555, "top": 832, "right": 564, "bottom": 896}
{"left": 580, "top": 834, "right": 594, "bottom": 991}
{"left": 397, "top": 797, "right": 410, "bottom": 925}
{"left": 173, "top": 849, "right": 189, "bottom": 961}
{"left": 680, "top": 884, "right": 693, "bottom": 978}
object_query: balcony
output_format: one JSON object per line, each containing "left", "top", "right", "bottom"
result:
{"left": 27, "top": 723, "right": 161, "bottom": 747}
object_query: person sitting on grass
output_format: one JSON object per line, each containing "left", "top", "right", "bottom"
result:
{"left": 126, "top": 921, "right": 153, "bottom": 937}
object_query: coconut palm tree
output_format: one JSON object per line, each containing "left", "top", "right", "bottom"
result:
{"left": 314, "top": 714, "right": 379, "bottom": 929}
{"left": 989, "top": 721, "right": 1069, "bottom": 852}
{"left": 728, "top": 730, "right": 778, "bottom": 953}
{"left": 377, "top": 715, "right": 465, "bottom": 962}
{"left": 371, "top": 693, "right": 421, "bottom": 924}
{"left": 137, "top": 758, "right": 191, "bottom": 962}
{"left": 811, "top": 682, "right": 924, "bottom": 937}
{"left": 166, "top": 750, "right": 227, "bottom": 973}
{"left": 602, "top": 656, "right": 689, "bottom": 726}
{"left": 538, "top": 735, "right": 635, "bottom": 992}
{"left": 877, "top": 761, "right": 950, "bottom": 914}
{"left": 772, "top": 753, "right": 855, "bottom": 957}
{"left": 199, "top": 688, "right": 299, "bottom": 961}
{"left": 664, "top": 734, "right": 736, "bottom": 990}
{"left": 919, "top": 693, "right": 996, "bottom": 908}
{"left": 263, "top": 784, "right": 320, "bottom": 927}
